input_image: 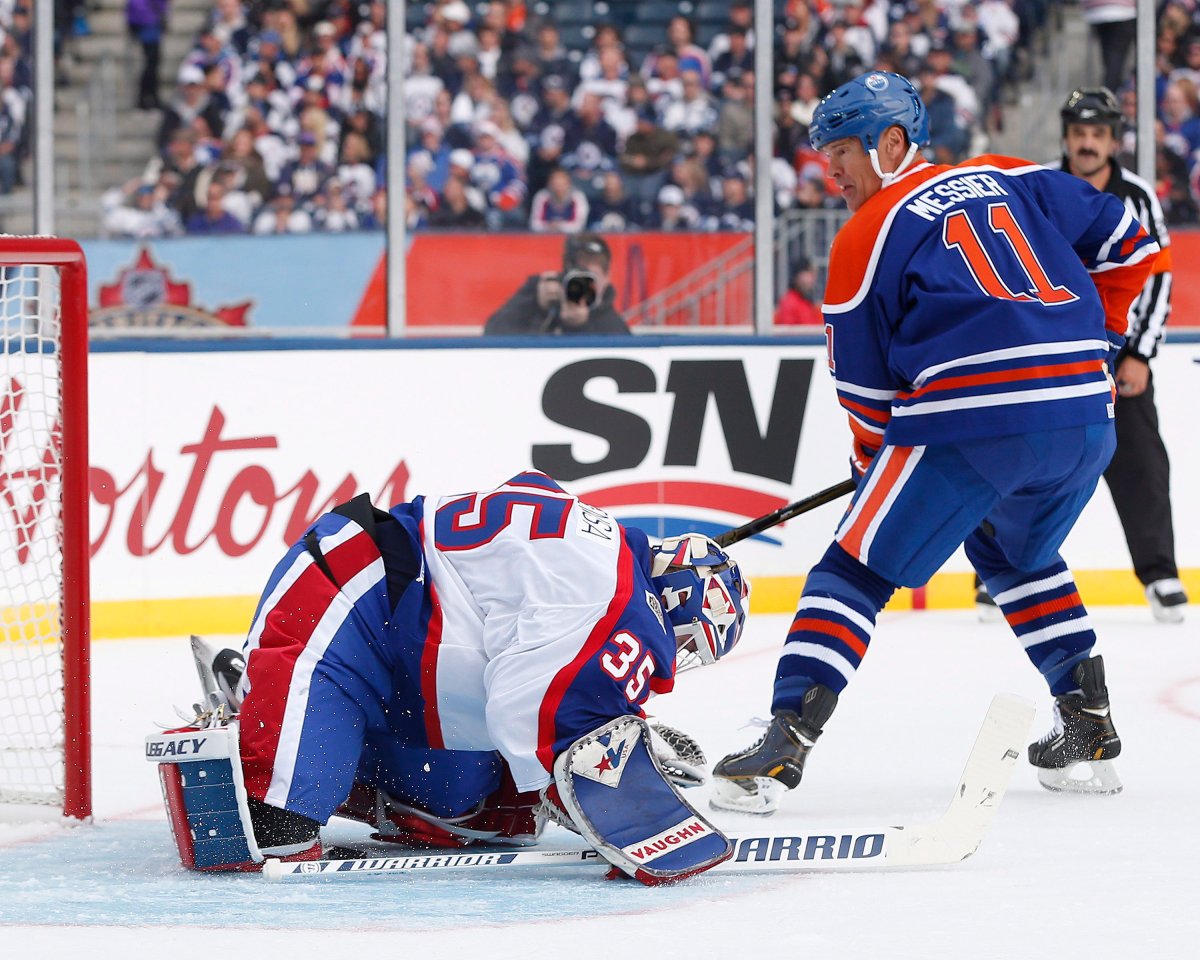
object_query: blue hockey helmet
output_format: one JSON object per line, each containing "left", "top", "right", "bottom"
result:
{"left": 809, "top": 71, "right": 929, "bottom": 153}
{"left": 651, "top": 534, "right": 750, "bottom": 671}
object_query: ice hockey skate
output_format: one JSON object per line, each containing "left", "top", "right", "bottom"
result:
{"left": 710, "top": 685, "right": 837, "bottom": 815}
{"left": 1028, "top": 655, "right": 1123, "bottom": 795}
{"left": 1146, "top": 578, "right": 1188, "bottom": 624}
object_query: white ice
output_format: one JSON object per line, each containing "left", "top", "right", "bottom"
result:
{"left": 2, "top": 608, "right": 1198, "bottom": 958}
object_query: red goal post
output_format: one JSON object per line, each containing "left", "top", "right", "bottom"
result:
{"left": 0, "top": 238, "right": 90, "bottom": 819}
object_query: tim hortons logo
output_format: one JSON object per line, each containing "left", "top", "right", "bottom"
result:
{"left": 0, "top": 378, "right": 59, "bottom": 564}
{"left": 91, "top": 247, "right": 254, "bottom": 329}
{"left": 1, "top": 393, "right": 410, "bottom": 561}
{"left": 86, "top": 406, "right": 411, "bottom": 559}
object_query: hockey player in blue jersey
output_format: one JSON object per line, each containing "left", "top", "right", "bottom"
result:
{"left": 712, "top": 72, "right": 1159, "bottom": 814}
{"left": 148, "top": 472, "right": 748, "bottom": 885}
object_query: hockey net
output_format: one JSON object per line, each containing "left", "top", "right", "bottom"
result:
{"left": 0, "top": 239, "right": 90, "bottom": 819}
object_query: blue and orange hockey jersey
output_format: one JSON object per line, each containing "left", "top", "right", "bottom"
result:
{"left": 821, "top": 154, "right": 1159, "bottom": 465}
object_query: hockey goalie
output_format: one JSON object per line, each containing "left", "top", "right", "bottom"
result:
{"left": 146, "top": 472, "right": 748, "bottom": 885}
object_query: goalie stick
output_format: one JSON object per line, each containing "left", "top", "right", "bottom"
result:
{"left": 263, "top": 693, "right": 1033, "bottom": 882}
{"left": 714, "top": 478, "right": 857, "bottom": 548}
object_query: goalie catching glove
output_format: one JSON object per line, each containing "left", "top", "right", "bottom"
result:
{"left": 543, "top": 715, "right": 732, "bottom": 885}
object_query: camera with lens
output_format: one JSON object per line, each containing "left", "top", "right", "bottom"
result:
{"left": 561, "top": 269, "right": 599, "bottom": 306}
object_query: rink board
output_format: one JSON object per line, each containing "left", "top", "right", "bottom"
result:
{"left": 61, "top": 338, "right": 1200, "bottom": 637}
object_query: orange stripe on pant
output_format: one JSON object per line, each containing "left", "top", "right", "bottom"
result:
{"left": 837, "top": 446, "right": 916, "bottom": 563}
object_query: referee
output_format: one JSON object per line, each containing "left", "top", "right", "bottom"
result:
{"left": 1053, "top": 87, "right": 1188, "bottom": 622}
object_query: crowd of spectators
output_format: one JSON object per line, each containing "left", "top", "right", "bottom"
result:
{"left": 0, "top": 4, "right": 34, "bottom": 197}
{"left": 103, "top": 0, "right": 1058, "bottom": 238}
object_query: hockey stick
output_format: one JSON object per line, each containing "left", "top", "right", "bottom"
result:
{"left": 263, "top": 693, "right": 1033, "bottom": 882}
{"left": 714, "top": 478, "right": 857, "bottom": 547}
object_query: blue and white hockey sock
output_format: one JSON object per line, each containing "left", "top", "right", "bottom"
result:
{"left": 772, "top": 543, "right": 896, "bottom": 714}
{"left": 985, "top": 560, "right": 1096, "bottom": 696}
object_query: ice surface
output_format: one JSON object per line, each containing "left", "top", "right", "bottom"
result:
{"left": 2, "top": 609, "right": 1198, "bottom": 957}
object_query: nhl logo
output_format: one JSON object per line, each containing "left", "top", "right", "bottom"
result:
{"left": 865, "top": 74, "right": 889, "bottom": 91}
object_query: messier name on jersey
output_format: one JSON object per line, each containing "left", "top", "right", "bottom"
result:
{"left": 905, "top": 173, "right": 1009, "bottom": 221}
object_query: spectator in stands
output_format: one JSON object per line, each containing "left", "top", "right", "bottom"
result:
{"left": 437, "top": 1, "right": 478, "bottom": 59}
{"left": 1083, "top": 0, "right": 1136, "bottom": 95}
{"left": 579, "top": 24, "right": 625, "bottom": 85}
{"left": 126, "top": 0, "right": 168, "bottom": 110}
{"left": 716, "top": 73, "right": 754, "bottom": 161}
{"left": 774, "top": 258, "right": 821, "bottom": 326}
{"left": 651, "top": 183, "right": 701, "bottom": 231}
{"left": 917, "top": 62, "right": 970, "bottom": 163}
{"left": 661, "top": 16, "right": 712, "bottom": 89}
{"left": 709, "top": 1, "right": 755, "bottom": 63}
{"left": 713, "top": 26, "right": 753, "bottom": 93}
{"left": 0, "top": 58, "right": 22, "bottom": 194}
{"left": 446, "top": 147, "right": 488, "bottom": 213}
{"left": 489, "top": 99, "right": 529, "bottom": 166}
{"left": 312, "top": 180, "right": 359, "bottom": 232}
{"left": 576, "top": 46, "right": 630, "bottom": 133}
{"left": 663, "top": 69, "right": 719, "bottom": 138}
{"left": 484, "top": 233, "right": 630, "bottom": 336}
{"left": 776, "top": 10, "right": 820, "bottom": 81}
{"left": 470, "top": 120, "right": 527, "bottom": 225}
{"left": 221, "top": 128, "right": 273, "bottom": 205}
{"left": 496, "top": 46, "right": 543, "bottom": 129}
{"left": 278, "top": 130, "right": 334, "bottom": 207}
{"left": 428, "top": 174, "right": 487, "bottom": 229}
{"left": 589, "top": 170, "right": 637, "bottom": 231}
{"left": 149, "top": 127, "right": 205, "bottom": 222}
{"left": 101, "top": 176, "right": 182, "bottom": 238}
{"left": 532, "top": 19, "right": 572, "bottom": 81}
{"left": 405, "top": 42, "right": 446, "bottom": 136}
{"left": 207, "top": 0, "right": 250, "bottom": 56}
{"left": 825, "top": 17, "right": 867, "bottom": 90}
{"left": 1159, "top": 78, "right": 1200, "bottom": 170}
{"left": 337, "top": 130, "right": 378, "bottom": 214}
{"left": 705, "top": 174, "right": 754, "bottom": 232}
{"left": 185, "top": 180, "right": 246, "bottom": 234}
{"left": 408, "top": 117, "right": 451, "bottom": 192}
{"left": 644, "top": 51, "right": 684, "bottom": 109}
{"left": 948, "top": 19, "right": 994, "bottom": 130}
{"left": 620, "top": 103, "right": 678, "bottom": 210}
{"left": 253, "top": 183, "right": 313, "bottom": 234}
{"left": 666, "top": 155, "right": 713, "bottom": 221}
{"left": 926, "top": 41, "right": 980, "bottom": 148}
{"left": 158, "top": 63, "right": 225, "bottom": 152}
{"left": 529, "top": 166, "right": 589, "bottom": 233}
{"left": 561, "top": 92, "right": 619, "bottom": 200}
{"left": 882, "top": 19, "right": 924, "bottom": 79}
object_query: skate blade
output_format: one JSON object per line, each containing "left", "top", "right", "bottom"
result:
{"left": 1036, "top": 759, "right": 1123, "bottom": 795}
{"left": 976, "top": 603, "right": 1005, "bottom": 624}
{"left": 708, "top": 777, "right": 787, "bottom": 816}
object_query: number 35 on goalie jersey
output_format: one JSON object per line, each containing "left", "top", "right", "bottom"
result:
{"left": 822, "top": 155, "right": 1159, "bottom": 452}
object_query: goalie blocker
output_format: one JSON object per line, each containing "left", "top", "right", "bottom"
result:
{"left": 549, "top": 715, "right": 732, "bottom": 885}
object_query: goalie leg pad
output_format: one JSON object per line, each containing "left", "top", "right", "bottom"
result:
{"left": 553, "top": 715, "right": 732, "bottom": 886}
{"left": 147, "top": 722, "right": 320, "bottom": 872}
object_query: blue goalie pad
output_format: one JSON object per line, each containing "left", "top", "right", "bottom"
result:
{"left": 553, "top": 716, "right": 732, "bottom": 885}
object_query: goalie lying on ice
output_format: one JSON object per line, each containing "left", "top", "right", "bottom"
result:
{"left": 146, "top": 471, "right": 748, "bottom": 885}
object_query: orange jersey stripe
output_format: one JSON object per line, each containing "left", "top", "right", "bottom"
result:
{"left": 900, "top": 360, "right": 1103, "bottom": 400}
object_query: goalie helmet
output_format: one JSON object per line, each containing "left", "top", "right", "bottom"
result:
{"left": 808, "top": 71, "right": 929, "bottom": 153}
{"left": 651, "top": 534, "right": 749, "bottom": 671}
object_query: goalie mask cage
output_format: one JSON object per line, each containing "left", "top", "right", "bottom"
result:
{"left": 0, "top": 238, "right": 90, "bottom": 820}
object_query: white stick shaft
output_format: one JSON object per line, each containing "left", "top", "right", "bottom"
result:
{"left": 264, "top": 692, "right": 1033, "bottom": 882}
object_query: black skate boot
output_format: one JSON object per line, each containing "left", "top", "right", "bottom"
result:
{"left": 710, "top": 685, "right": 838, "bottom": 815}
{"left": 1028, "top": 655, "right": 1122, "bottom": 795}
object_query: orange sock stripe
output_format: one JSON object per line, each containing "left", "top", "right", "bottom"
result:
{"left": 1003, "top": 591, "right": 1083, "bottom": 627}
{"left": 789, "top": 617, "right": 868, "bottom": 659}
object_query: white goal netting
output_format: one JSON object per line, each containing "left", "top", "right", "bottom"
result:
{"left": 0, "top": 263, "right": 68, "bottom": 807}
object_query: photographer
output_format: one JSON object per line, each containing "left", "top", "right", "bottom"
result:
{"left": 483, "top": 233, "right": 632, "bottom": 336}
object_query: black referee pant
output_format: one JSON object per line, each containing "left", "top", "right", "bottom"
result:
{"left": 1104, "top": 374, "right": 1180, "bottom": 586}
